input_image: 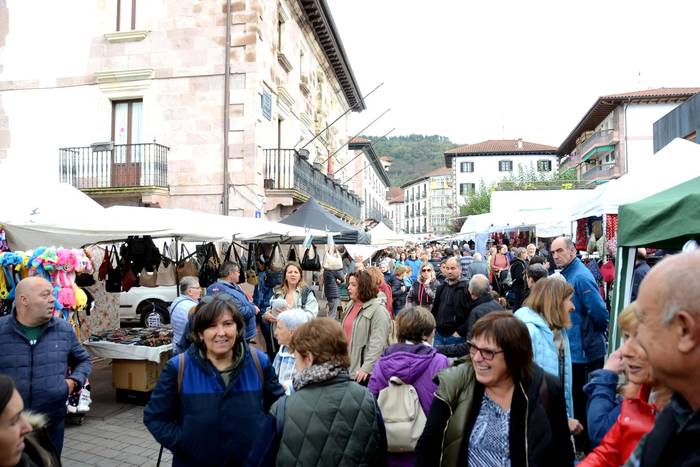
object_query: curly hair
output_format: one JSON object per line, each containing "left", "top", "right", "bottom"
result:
{"left": 289, "top": 318, "right": 350, "bottom": 368}
{"left": 349, "top": 270, "right": 378, "bottom": 302}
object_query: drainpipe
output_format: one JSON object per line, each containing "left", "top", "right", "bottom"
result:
{"left": 623, "top": 99, "right": 630, "bottom": 175}
{"left": 222, "top": 0, "right": 232, "bottom": 214}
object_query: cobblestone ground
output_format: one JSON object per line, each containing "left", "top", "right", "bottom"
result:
{"left": 63, "top": 406, "right": 171, "bottom": 467}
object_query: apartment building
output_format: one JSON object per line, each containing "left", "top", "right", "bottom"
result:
{"left": 0, "top": 0, "right": 366, "bottom": 220}
{"left": 347, "top": 137, "right": 391, "bottom": 228}
{"left": 387, "top": 186, "right": 404, "bottom": 233}
{"left": 558, "top": 87, "right": 700, "bottom": 185}
{"left": 401, "top": 167, "right": 454, "bottom": 235}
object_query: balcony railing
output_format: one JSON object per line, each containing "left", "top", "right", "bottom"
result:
{"left": 576, "top": 129, "right": 618, "bottom": 161}
{"left": 59, "top": 142, "right": 169, "bottom": 189}
{"left": 264, "top": 149, "right": 362, "bottom": 219}
{"left": 581, "top": 163, "right": 622, "bottom": 183}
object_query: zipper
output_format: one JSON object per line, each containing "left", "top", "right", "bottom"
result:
{"left": 520, "top": 382, "right": 529, "bottom": 467}
{"left": 28, "top": 345, "right": 35, "bottom": 408}
{"left": 435, "top": 393, "right": 453, "bottom": 467}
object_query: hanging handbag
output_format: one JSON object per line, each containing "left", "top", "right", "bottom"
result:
{"left": 156, "top": 242, "right": 176, "bottom": 286}
{"left": 177, "top": 245, "right": 199, "bottom": 279}
{"left": 286, "top": 245, "right": 298, "bottom": 263}
{"left": 199, "top": 243, "right": 221, "bottom": 288}
{"left": 98, "top": 246, "right": 110, "bottom": 281}
{"left": 105, "top": 245, "right": 122, "bottom": 293}
{"left": 245, "top": 243, "right": 259, "bottom": 286}
{"left": 322, "top": 245, "right": 343, "bottom": 271}
{"left": 223, "top": 243, "right": 246, "bottom": 284}
{"left": 268, "top": 243, "right": 285, "bottom": 272}
{"left": 140, "top": 267, "right": 158, "bottom": 287}
{"left": 121, "top": 263, "right": 138, "bottom": 292}
{"left": 301, "top": 244, "right": 321, "bottom": 271}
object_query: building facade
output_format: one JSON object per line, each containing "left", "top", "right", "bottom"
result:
{"left": 387, "top": 186, "right": 404, "bottom": 233}
{"left": 653, "top": 91, "right": 700, "bottom": 152}
{"left": 401, "top": 167, "right": 454, "bottom": 235}
{"left": 347, "top": 138, "right": 391, "bottom": 228}
{"left": 0, "top": 0, "right": 365, "bottom": 221}
{"left": 444, "top": 139, "right": 558, "bottom": 204}
{"left": 558, "top": 87, "right": 700, "bottom": 185}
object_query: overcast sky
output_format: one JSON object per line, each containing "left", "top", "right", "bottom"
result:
{"left": 327, "top": 0, "right": 700, "bottom": 148}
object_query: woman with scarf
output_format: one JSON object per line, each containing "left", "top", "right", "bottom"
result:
{"left": 271, "top": 318, "right": 387, "bottom": 466}
{"left": 406, "top": 262, "right": 439, "bottom": 310}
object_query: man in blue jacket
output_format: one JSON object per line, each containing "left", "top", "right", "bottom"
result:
{"left": 551, "top": 236, "right": 608, "bottom": 453}
{"left": 206, "top": 262, "right": 258, "bottom": 342}
{"left": 0, "top": 276, "right": 92, "bottom": 454}
{"left": 405, "top": 250, "right": 422, "bottom": 281}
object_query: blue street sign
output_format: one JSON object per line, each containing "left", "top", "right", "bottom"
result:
{"left": 255, "top": 210, "right": 262, "bottom": 219}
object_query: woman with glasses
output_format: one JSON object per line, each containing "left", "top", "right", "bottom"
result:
{"left": 144, "top": 296, "right": 285, "bottom": 466}
{"left": 407, "top": 262, "right": 438, "bottom": 310}
{"left": 262, "top": 261, "right": 319, "bottom": 325}
{"left": 342, "top": 271, "right": 392, "bottom": 385}
{"left": 415, "top": 311, "right": 574, "bottom": 467}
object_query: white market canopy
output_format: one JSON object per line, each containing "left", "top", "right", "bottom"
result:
{"left": 569, "top": 138, "right": 700, "bottom": 220}
{"left": 369, "top": 222, "right": 404, "bottom": 246}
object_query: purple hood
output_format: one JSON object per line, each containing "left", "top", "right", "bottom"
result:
{"left": 368, "top": 343, "right": 449, "bottom": 415}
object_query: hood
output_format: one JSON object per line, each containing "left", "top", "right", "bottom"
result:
{"left": 377, "top": 343, "right": 439, "bottom": 385}
{"left": 514, "top": 307, "right": 552, "bottom": 336}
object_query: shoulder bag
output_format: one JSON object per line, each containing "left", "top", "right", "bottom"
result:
{"left": 301, "top": 244, "right": 321, "bottom": 271}
{"left": 177, "top": 245, "right": 199, "bottom": 279}
{"left": 156, "top": 242, "right": 176, "bottom": 286}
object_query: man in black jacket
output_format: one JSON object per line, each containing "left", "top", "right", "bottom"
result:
{"left": 431, "top": 257, "right": 472, "bottom": 346}
{"left": 436, "top": 274, "right": 503, "bottom": 357}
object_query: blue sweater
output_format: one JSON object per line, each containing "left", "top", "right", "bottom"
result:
{"left": 561, "top": 258, "right": 609, "bottom": 363}
{"left": 143, "top": 343, "right": 284, "bottom": 466}
{"left": 0, "top": 313, "right": 92, "bottom": 429}
{"left": 206, "top": 280, "right": 256, "bottom": 340}
{"left": 405, "top": 258, "right": 422, "bottom": 281}
{"left": 514, "top": 307, "right": 574, "bottom": 418}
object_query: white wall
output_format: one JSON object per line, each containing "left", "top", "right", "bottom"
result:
{"left": 624, "top": 103, "right": 681, "bottom": 174}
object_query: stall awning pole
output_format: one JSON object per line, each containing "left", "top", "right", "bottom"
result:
{"left": 608, "top": 246, "right": 635, "bottom": 354}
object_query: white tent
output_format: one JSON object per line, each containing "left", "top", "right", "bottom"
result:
{"left": 460, "top": 213, "right": 498, "bottom": 236}
{"left": 569, "top": 138, "right": 700, "bottom": 219}
{"left": 369, "top": 222, "right": 404, "bottom": 246}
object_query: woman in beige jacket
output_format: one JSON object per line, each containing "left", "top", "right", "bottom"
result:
{"left": 341, "top": 270, "right": 392, "bottom": 384}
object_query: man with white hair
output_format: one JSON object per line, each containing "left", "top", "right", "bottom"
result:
{"left": 170, "top": 276, "right": 201, "bottom": 354}
{"left": 625, "top": 250, "right": 700, "bottom": 466}
{"left": 272, "top": 309, "right": 311, "bottom": 394}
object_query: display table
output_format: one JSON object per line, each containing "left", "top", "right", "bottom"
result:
{"left": 84, "top": 342, "right": 172, "bottom": 392}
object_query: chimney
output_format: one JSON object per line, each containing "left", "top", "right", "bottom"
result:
{"left": 517, "top": 138, "right": 523, "bottom": 149}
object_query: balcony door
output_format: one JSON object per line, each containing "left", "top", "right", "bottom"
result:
{"left": 111, "top": 100, "right": 143, "bottom": 186}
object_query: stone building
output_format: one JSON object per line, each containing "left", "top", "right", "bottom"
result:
{"left": 401, "top": 167, "right": 454, "bottom": 235}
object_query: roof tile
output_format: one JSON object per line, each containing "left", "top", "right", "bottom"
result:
{"left": 445, "top": 139, "right": 557, "bottom": 155}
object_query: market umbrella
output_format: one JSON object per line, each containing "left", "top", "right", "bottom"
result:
{"left": 279, "top": 198, "right": 370, "bottom": 244}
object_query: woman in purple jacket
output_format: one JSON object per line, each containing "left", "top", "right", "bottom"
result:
{"left": 368, "top": 305, "right": 450, "bottom": 467}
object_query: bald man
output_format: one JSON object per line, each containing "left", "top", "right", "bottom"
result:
{"left": 0, "top": 276, "right": 91, "bottom": 455}
{"left": 626, "top": 250, "right": 700, "bottom": 465}
{"left": 430, "top": 256, "right": 473, "bottom": 346}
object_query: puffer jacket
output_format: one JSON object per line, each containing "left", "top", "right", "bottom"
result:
{"left": 415, "top": 361, "right": 574, "bottom": 467}
{"left": 583, "top": 369, "right": 623, "bottom": 446}
{"left": 0, "top": 313, "right": 91, "bottom": 429}
{"left": 580, "top": 385, "right": 657, "bottom": 467}
{"left": 143, "top": 342, "right": 284, "bottom": 466}
{"left": 342, "top": 298, "right": 392, "bottom": 376}
{"left": 561, "top": 258, "right": 609, "bottom": 363}
{"left": 272, "top": 374, "right": 387, "bottom": 467}
{"left": 514, "top": 306, "right": 574, "bottom": 418}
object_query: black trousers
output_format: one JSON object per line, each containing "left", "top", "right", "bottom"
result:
{"left": 572, "top": 357, "right": 604, "bottom": 454}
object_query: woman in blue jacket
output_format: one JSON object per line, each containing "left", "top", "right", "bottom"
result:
{"left": 144, "top": 295, "right": 284, "bottom": 466}
{"left": 514, "top": 276, "right": 582, "bottom": 436}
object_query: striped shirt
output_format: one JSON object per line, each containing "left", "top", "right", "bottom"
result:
{"left": 468, "top": 394, "right": 511, "bottom": 467}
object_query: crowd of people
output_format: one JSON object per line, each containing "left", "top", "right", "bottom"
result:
{"left": 0, "top": 238, "right": 699, "bottom": 466}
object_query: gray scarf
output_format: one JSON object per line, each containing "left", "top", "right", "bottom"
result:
{"left": 292, "top": 361, "right": 348, "bottom": 391}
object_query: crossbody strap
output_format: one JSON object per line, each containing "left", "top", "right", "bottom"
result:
{"left": 249, "top": 346, "right": 265, "bottom": 387}
{"left": 177, "top": 353, "right": 185, "bottom": 394}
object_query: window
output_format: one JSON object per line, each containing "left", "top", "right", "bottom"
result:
{"left": 460, "top": 161, "right": 474, "bottom": 173}
{"left": 460, "top": 183, "right": 475, "bottom": 196}
{"left": 117, "top": 0, "right": 136, "bottom": 31}
{"left": 498, "top": 160, "right": 513, "bottom": 172}
{"left": 537, "top": 160, "right": 552, "bottom": 172}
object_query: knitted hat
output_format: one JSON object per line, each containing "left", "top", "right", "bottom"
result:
{"left": 0, "top": 374, "right": 15, "bottom": 414}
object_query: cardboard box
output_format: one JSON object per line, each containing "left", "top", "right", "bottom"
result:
{"left": 112, "top": 352, "right": 170, "bottom": 392}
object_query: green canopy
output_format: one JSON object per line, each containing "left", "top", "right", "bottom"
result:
{"left": 617, "top": 176, "right": 700, "bottom": 249}
{"left": 609, "top": 176, "right": 700, "bottom": 352}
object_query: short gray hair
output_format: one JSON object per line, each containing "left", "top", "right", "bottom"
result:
{"left": 473, "top": 252, "right": 483, "bottom": 261}
{"left": 218, "top": 261, "right": 240, "bottom": 278}
{"left": 515, "top": 247, "right": 527, "bottom": 259}
{"left": 277, "top": 308, "right": 311, "bottom": 331}
{"left": 469, "top": 274, "right": 491, "bottom": 297}
{"left": 179, "top": 276, "right": 200, "bottom": 294}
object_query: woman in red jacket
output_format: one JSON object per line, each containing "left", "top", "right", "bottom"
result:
{"left": 579, "top": 303, "right": 672, "bottom": 466}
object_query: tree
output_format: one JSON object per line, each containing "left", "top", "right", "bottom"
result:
{"left": 495, "top": 163, "right": 578, "bottom": 191}
{"left": 452, "top": 181, "right": 491, "bottom": 232}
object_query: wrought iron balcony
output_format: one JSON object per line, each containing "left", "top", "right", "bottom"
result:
{"left": 264, "top": 149, "right": 362, "bottom": 219}
{"left": 59, "top": 142, "right": 169, "bottom": 190}
{"left": 575, "top": 129, "right": 618, "bottom": 162}
{"left": 581, "top": 163, "right": 623, "bottom": 183}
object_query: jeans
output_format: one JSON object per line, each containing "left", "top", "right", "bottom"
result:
{"left": 47, "top": 419, "right": 64, "bottom": 455}
{"left": 434, "top": 332, "right": 466, "bottom": 347}
{"left": 573, "top": 357, "right": 605, "bottom": 454}
{"left": 326, "top": 298, "right": 340, "bottom": 320}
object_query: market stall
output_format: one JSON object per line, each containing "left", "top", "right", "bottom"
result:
{"left": 609, "top": 175, "right": 700, "bottom": 352}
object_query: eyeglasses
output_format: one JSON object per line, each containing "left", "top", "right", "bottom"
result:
{"left": 467, "top": 341, "right": 504, "bottom": 361}
{"left": 421, "top": 269, "right": 431, "bottom": 272}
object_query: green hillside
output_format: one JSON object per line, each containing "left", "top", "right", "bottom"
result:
{"left": 362, "top": 134, "right": 457, "bottom": 187}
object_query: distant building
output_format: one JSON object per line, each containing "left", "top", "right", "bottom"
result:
{"left": 401, "top": 167, "right": 454, "bottom": 235}
{"left": 653, "top": 91, "right": 700, "bottom": 152}
{"left": 444, "top": 139, "right": 558, "bottom": 203}
{"left": 387, "top": 186, "right": 404, "bottom": 233}
{"left": 348, "top": 138, "right": 391, "bottom": 228}
{"left": 558, "top": 87, "right": 700, "bottom": 185}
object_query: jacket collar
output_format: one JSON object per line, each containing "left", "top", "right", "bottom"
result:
{"left": 561, "top": 257, "right": 581, "bottom": 274}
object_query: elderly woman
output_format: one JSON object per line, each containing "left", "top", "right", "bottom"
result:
{"left": 271, "top": 318, "right": 387, "bottom": 465}
{"left": 263, "top": 261, "right": 319, "bottom": 324}
{"left": 342, "top": 270, "right": 392, "bottom": 384}
{"left": 415, "top": 311, "right": 574, "bottom": 467}
{"left": 272, "top": 308, "right": 311, "bottom": 395}
{"left": 406, "top": 262, "right": 438, "bottom": 309}
{"left": 144, "top": 296, "right": 284, "bottom": 466}
{"left": 514, "top": 277, "right": 580, "bottom": 434}
{"left": 580, "top": 304, "right": 672, "bottom": 466}
{"left": 368, "top": 306, "right": 449, "bottom": 467}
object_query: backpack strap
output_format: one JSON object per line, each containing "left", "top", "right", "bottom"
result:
{"left": 250, "top": 346, "right": 265, "bottom": 388}
{"left": 177, "top": 353, "right": 186, "bottom": 395}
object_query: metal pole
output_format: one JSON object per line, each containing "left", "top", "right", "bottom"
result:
{"left": 222, "top": 0, "right": 232, "bottom": 215}
{"left": 298, "top": 82, "right": 384, "bottom": 150}
{"left": 334, "top": 128, "right": 395, "bottom": 175}
{"left": 342, "top": 162, "right": 371, "bottom": 185}
{"left": 318, "top": 108, "right": 391, "bottom": 166}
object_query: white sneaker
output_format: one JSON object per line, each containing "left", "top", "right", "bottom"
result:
{"left": 77, "top": 389, "right": 92, "bottom": 413}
